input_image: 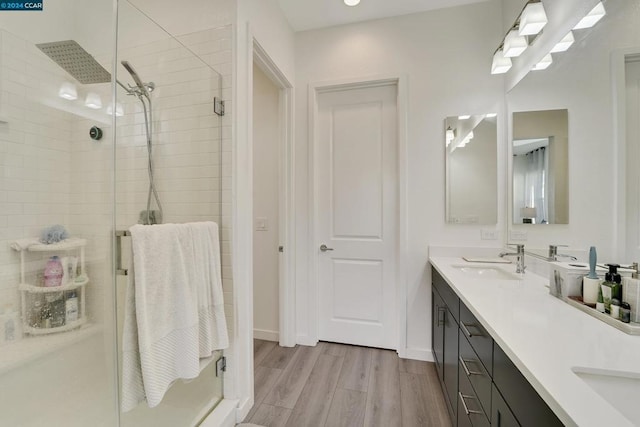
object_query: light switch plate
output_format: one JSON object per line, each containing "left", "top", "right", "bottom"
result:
{"left": 255, "top": 217, "right": 268, "bottom": 231}
{"left": 510, "top": 230, "right": 528, "bottom": 241}
{"left": 481, "top": 229, "right": 499, "bottom": 240}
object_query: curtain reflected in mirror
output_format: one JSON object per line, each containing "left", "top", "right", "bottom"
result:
{"left": 445, "top": 114, "right": 498, "bottom": 225}
{"left": 512, "top": 109, "right": 568, "bottom": 224}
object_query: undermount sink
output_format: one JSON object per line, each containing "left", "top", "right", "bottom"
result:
{"left": 452, "top": 265, "right": 520, "bottom": 280}
{"left": 572, "top": 367, "right": 640, "bottom": 424}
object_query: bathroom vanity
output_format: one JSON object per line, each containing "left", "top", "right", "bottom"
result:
{"left": 430, "top": 257, "right": 640, "bottom": 427}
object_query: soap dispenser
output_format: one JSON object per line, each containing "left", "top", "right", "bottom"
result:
{"left": 602, "top": 264, "right": 622, "bottom": 313}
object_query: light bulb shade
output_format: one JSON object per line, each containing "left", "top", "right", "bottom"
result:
{"left": 344, "top": 0, "right": 360, "bottom": 5}
{"left": 550, "top": 31, "right": 575, "bottom": 53}
{"left": 533, "top": 54, "right": 553, "bottom": 70}
{"left": 106, "top": 102, "right": 124, "bottom": 116}
{"left": 85, "top": 92, "right": 102, "bottom": 109}
{"left": 519, "top": 2, "right": 548, "bottom": 36}
{"left": 486, "top": 113, "right": 497, "bottom": 118}
{"left": 58, "top": 82, "right": 77, "bottom": 100}
{"left": 573, "top": 2, "right": 605, "bottom": 30}
{"left": 445, "top": 127, "right": 455, "bottom": 146}
{"left": 504, "top": 29, "right": 528, "bottom": 57}
{"left": 458, "top": 115, "right": 471, "bottom": 120}
{"left": 491, "top": 50, "right": 512, "bottom": 74}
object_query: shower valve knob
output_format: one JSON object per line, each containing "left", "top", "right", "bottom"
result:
{"left": 89, "top": 126, "right": 103, "bottom": 141}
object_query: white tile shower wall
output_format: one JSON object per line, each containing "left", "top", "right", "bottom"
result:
{"left": 0, "top": 29, "right": 77, "bottom": 313}
{"left": 114, "top": 25, "right": 234, "bottom": 360}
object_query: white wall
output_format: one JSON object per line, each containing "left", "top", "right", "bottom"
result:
{"left": 233, "top": 0, "right": 295, "bottom": 418}
{"left": 506, "top": 0, "right": 639, "bottom": 263}
{"left": 294, "top": 1, "right": 505, "bottom": 358}
{"left": 252, "top": 64, "right": 280, "bottom": 341}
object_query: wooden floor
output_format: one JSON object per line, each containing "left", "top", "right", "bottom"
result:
{"left": 243, "top": 339, "right": 451, "bottom": 427}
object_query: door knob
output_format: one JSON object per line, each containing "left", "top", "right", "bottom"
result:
{"left": 320, "top": 244, "right": 334, "bottom": 252}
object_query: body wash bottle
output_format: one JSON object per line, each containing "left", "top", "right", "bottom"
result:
{"left": 602, "top": 264, "right": 622, "bottom": 313}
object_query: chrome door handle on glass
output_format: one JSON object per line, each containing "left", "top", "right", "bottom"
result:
{"left": 320, "top": 244, "right": 334, "bottom": 252}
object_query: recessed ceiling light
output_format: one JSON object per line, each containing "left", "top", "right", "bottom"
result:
{"left": 550, "top": 31, "right": 575, "bottom": 53}
{"left": 344, "top": 0, "right": 360, "bottom": 6}
{"left": 573, "top": 2, "right": 606, "bottom": 30}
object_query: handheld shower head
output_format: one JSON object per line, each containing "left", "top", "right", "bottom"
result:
{"left": 121, "top": 60, "right": 145, "bottom": 90}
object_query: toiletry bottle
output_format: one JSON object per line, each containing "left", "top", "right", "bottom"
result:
{"left": 621, "top": 302, "right": 631, "bottom": 323}
{"left": 65, "top": 291, "right": 78, "bottom": 323}
{"left": 602, "top": 264, "right": 622, "bottom": 313}
{"left": 611, "top": 299, "right": 621, "bottom": 320}
{"left": 30, "top": 298, "right": 43, "bottom": 328}
{"left": 596, "top": 284, "right": 606, "bottom": 313}
{"left": 44, "top": 256, "right": 63, "bottom": 287}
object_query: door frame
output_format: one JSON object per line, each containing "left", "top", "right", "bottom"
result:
{"left": 252, "top": 39, "right": 296, "bottom": 348}
{"left": 307, "top": 75, "right": 409, "bottom": 356}
{"left": 612, "top": 48, "right": 640, "bottom": 260}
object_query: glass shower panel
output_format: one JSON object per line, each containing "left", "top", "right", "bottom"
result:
{"left": 115, "top": 2, "right": 225, "bottom": 425}
{"left": 0, "top": 2, "right": 118, "bottom": 426}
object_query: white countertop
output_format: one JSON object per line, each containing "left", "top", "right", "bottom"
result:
{"left": 430, "top": 256, "right": 640, "bottom": 427}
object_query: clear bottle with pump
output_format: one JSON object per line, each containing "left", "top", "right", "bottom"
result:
{"left": 602, "top": 264, "right": 622, "bottom": 313}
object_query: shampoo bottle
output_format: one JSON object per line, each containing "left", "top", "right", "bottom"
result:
{"left": 65, "top": 291, "right": 78, "bottom": 323}
{"left": 602, "top": 264, "right": 622, "bottom": 313}
{"left": 44, "top": 256, "right": 63, "bottom": 287}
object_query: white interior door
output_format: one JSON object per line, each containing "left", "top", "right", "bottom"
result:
{"left": 626, "top": 60, "right": 640, "bottom": 262}
{"left": 316, "top": 83, "right": 398, "bottom": 349}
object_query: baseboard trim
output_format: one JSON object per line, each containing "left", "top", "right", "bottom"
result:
{"left": 236, "top": 396, "right": 253, "bottom": 423}
{"left": 199, "top": 399, "right": 238, "bottom": 427}
{"left": 403, "top": 348, "right": 434, "bottom": 362}
{"left": 253, "top": 328, "right": 279, "bottom": 341}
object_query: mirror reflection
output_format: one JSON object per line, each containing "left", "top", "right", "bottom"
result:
{"left": 512, "top": 109, "right": 569, "bottom": 225}
{"left": 445, "top": 114, "right": 497, "bottom": 225}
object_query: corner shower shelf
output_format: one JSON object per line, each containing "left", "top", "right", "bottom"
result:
{"left": 12, "top": 237, "right": 89, "bottom": 336}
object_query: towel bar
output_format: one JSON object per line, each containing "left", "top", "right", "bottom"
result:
{"left": 115, "top": 230, "right": 130, "bottom": 276}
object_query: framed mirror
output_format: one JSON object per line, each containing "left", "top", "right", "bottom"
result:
{"left": 512, "top": 109, "right": 569, "bottom": 225}
{"left": 445, "top": 114, "right": 498, "bottom": 224}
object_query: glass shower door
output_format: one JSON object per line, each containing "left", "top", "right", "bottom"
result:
{"left": 0, "top": 1, "right": 119, "bottom": 426}
{"left": 114, "top": 1, "right": 226, "bottom": 425}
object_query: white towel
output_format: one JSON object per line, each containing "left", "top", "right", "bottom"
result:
{"left": 121, "top": 222, "right": 228, "bottom": 412}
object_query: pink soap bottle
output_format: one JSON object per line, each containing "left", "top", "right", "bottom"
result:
{"left": 44, "top": 256, "right": 63, "bottom": 287}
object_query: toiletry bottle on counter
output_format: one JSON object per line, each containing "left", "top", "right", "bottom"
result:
{"left": 44, "top": 256, "right": 63, "bottom": 287}
{"left": 602, "top": 264, "right": 622, "bottom": 313}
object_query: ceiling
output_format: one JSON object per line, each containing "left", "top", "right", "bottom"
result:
{"left": 277, "top": 0, "right": 491, "bottom": 32}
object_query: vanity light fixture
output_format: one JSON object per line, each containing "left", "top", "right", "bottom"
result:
{"left": 344, "top": 0, "right": 360, "bottom": 6}
{"left": 446, "top": 127, "right": 455, "bottom": 146}
{"left": 106, "top": 102, "right": 124, "bottom": 117}
{"left": 503, "top": 29, "right": 528, "bottom": 57}
{"left": 518, "top": 1, "right": 547, "bottom": 36}
{"left": 58, "top": 82, "right": 77, "bottom": 100}
{"left": 491, "top": 49, "right": 513, "bottom": 74}
{"left": 532, "top": 54, "right": 553, "bottom": 70}
{"left": 458, "top": 115, "right": 471, "bottom": 120}
{"left": 550, "top": 31, "right": 575, "bottom": 53}
{"left": 573, "top": 2, "right": 606, "bottom": 30}
{"left": 85, "top": 92, "right": 103, "bottom": 109}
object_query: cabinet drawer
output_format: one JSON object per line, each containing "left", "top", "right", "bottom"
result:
{"left": 493, "top": 343, "right": 563, "bottom": 427}
{"left": 491, "top": 384, "right": 520, "bottom": 427}
{"left": 459, "top": 333, "right": 491, "bottom": 416}
{"left": 459, "top": 302, "right": 493, "bottom": 375}
{"left": 458, "top": 362, "right": 490, "bottom": 427}
{"left": 432, "top": 267, "right": 459, "bottom": 322}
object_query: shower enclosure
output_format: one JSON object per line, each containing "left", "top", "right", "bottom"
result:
{"left": 0, "top": 0, "right": 230, "bottom": 425}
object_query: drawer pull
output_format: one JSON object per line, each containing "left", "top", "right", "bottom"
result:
{"left": 459, "top": 392, "right": 483, "bottom": 416}
{"left": 459, "top": 356, "right": 483, "bottom": 376}
{"left": 461, "top": 322, "right": 484, "bottom": 338}
{"left": 437, "top": 306, "right": 446, "bottom": 327}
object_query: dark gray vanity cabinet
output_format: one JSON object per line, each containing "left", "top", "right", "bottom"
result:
{"left": 432, "top": 270, "right": 460, "bottom": 424}
{"left": 431, "top": 267, "right": 564, "bottom": 427}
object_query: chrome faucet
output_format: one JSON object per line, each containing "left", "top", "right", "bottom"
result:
{"left": 499, "top": 244, "right": 526, "bottom": 274}
{"left": 548, "top": 244, "right": 577, "bottom": 261}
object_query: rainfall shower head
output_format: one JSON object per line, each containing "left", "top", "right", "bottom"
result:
{"left": 36, "top": 40, "right": 111, "bottom": 84}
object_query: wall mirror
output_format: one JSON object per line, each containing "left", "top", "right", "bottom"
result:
{"left": 445, "top": 114, "right": 498, "bottom": 224}
{"left": 512, "top": 109, "right": 568, "bottom": 225}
